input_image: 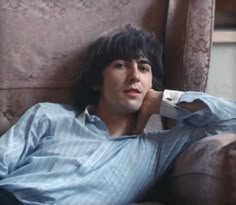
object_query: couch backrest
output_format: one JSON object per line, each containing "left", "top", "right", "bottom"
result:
{"left": 0, "top": 0, "right": 215, "bottom": 135}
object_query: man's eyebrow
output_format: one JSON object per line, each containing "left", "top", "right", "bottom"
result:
{"left": 137, "top": 58, "right": 151, "bottom": 65}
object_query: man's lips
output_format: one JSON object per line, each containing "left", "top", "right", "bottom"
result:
{"left": 123, "top": 88, "right": 142, "bottom": 95}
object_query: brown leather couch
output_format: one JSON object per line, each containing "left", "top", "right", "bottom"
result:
{"left": 0, "top": 0, "right": 235, "bottom": 204}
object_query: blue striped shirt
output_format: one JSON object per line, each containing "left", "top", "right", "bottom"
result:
{"left": 0, "top": 91, "right": 236, "bottom": 205}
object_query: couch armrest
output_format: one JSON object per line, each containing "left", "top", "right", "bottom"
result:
{"left": 167, "top": 134, "right": 236, "bottom": 205}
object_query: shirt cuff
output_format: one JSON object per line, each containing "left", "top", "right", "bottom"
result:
{"left": 160, "top": 89, "right": 184, "bottom": 119}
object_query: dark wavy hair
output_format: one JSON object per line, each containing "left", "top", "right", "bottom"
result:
{"left": 72, "top": 25, "right": 164, "bottom": 111}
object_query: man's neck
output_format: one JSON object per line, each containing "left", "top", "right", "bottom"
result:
{"left": 94, "top": 105, "right": 136, "bottom": 137}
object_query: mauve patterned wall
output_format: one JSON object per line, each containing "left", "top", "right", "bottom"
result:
{"left": 0, "top": 0, "right": 168, "bottom": 134}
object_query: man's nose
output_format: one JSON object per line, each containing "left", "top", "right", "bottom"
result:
{"left": 128, "top": 62, "right": 140, "bottom": 82}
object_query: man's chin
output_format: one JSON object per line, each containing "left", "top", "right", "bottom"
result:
{"left": 121, "top": 104, "right": 141, "bottom": 114}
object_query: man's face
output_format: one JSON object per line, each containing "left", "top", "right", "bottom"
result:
{"left": 98, "top": 58, "right": 153, "bottom": 115}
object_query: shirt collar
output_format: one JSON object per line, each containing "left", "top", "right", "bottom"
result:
{"left": 77, "top": 105, "right": 95, "bottom": 125}
{"left": 77, "top": 105, "right": 141, "bottom": 138}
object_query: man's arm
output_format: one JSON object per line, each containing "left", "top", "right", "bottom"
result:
{"left": 134, "top": 89, "right": 236, "bottom": 177}
{"left": 0, "top": 104, "right": 46, "bottom": 178}
{"left": 134, "top": 89, "right": 235, "bottom": 134}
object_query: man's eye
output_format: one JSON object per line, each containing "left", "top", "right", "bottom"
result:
{"left": 140, "top": 65, "right": 151, "bottom": 72}
{"left": 114, "top": 63, "right": 126, "bottom": 68}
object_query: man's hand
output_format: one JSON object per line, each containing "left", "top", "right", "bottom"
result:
{"left": 133, "top": 89, "right": 163, "bottom": 134}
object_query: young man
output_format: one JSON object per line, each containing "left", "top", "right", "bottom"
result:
{"left": 0, "top": 25, "right": 236, "bottom": 205}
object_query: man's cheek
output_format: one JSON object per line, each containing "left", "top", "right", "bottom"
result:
{"left": 138, "top": 95, "right": 146, "bottom": 109}
{"left": 143, "top": 90, "right": 150, "bottom": 99}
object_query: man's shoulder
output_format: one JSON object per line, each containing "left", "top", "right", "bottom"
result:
{"left": 29, "top": 102, "right": 79, "bottom": 118}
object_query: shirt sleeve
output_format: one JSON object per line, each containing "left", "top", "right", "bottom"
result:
{"left": 0, "top": 104, "right": 48, "bottom": 178}
{"left": 160, "top": 89, "right": 184, "bottom": 119}
{"left": 160, "top": 89, "right": 236, "bottom": 127}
